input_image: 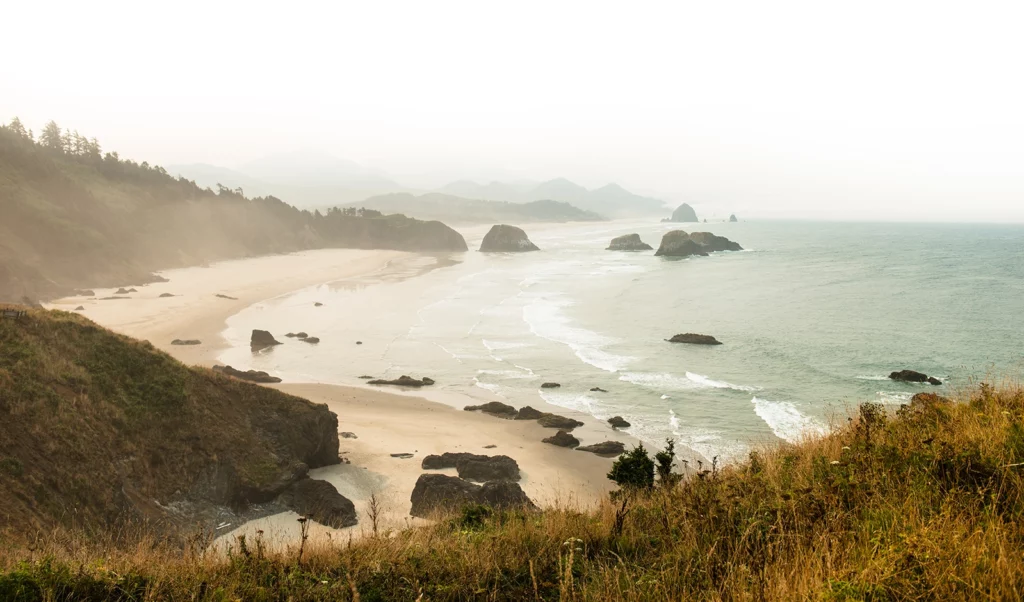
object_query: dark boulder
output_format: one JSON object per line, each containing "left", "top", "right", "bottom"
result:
{"left": 301, "top": 337, "right": 320, "bottom": 344}
{"left": 409, "top": 474, "right": 481, "bottom": 518}
{"left": 357, "top": 375, "right": 375, "bottom": 379}
{"left": 367, "top": 375, "right": 435, "bottom": 387}
{"left": 279, "top": 478, "right": 357, "bottom": 528}
{"left": 590, "top": 387, "right": 608, "bottom": 392}
{"left": 251, "top": 329, "right": 282, "bottom": 350}
{"left": 215, "top": 294, "right": 238, "bottom": 300}
{"left": 464, "top": 401, "right": 518, "bottom": 418}
{"left": 655, "top": 230, "right": 742, "bottom": 257}
{"left": 537, "top": 414, "right": 585, "bottom": 430}
{"left": 477, "top": 481, "right": 537, "bottom": 511}
{"left": 212, "top": 364, "right": 282, "bottom": 384}
{"left": 514, "top": 406, "right": 545, "bottom": 420}
{"left": 115, "top": 288, "right": 132, "bottom": 295}
{"left": 540, "top": 382, "right": 561, "bottom": 389}
{"left": 542, "top": 430, "right": 580, "bottom": 448}
{"left": 285, "top": 332, "right": 308, "bottom": 338}
{"left": 607, "top": 233, "right": 653, "bottom": 251}
{"left": 74, "top": 306, "right": 85, "bottom": 311}
{"left": 171, "top": 339, "right": 201, "bottom": 346}
{"left": 608, "top": 416, "right": 631, "bottom": 429}
{"left": 422, "top": 453, "right": 520, "bottom": 482}
{"left": 668, "top": 203, "right": 699, "bottom": 223}
{"left": 314, "top": 302, "right": 323, "bottom": 307}
{"left": 479, "top": 225, "right": 540, "bottom": 252}
{"left": 890, "top": 370, "right": 942, "bottom": 385}
{"left": 668, "top": 333, "right": 722, "bottom": 345}
{"left": 159, "top": 293, "right": 175, "bottom": 298}
{"left": 577, "top": 441, "right": 626, "bottom": 457}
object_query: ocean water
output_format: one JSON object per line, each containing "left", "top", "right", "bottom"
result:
{"left": 219, "top": 220, "right": 1024, "bottom": 463}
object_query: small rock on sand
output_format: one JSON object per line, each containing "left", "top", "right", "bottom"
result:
{"left": 391, "top": 453, "right": 415, "bottom": 459}
{"left": 340, "top": 432, "right": 358, "bottom": 439}
{"left": 215, "top": 294, "right": 238, "bottom": 300}
{"left": 171, "top": 339, "right": 201, "bottom": 346}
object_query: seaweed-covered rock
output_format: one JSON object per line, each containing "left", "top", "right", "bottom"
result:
{"left": 251, "top": 329, "right": 282, "bottom": 350}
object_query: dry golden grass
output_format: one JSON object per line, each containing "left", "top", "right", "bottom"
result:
{"left": 3, "top": 383, "right": 1024, "bottom": 601}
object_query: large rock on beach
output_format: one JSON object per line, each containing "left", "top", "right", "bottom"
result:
{"left": 514, "top": 406, "right": 545, "bottom": 420}
{"left": 607, "top": 233, "right": 653, "bottom": 251}
{"left": 608, "top": 416, "right": 631, "bottom": 429}
{"left": 212, "top": 364, "right": 282, "bottom": 384}
{"left": 668, "top": 333, "right": 722, "bottom": 345}
{"left": 542, "top": 430, "right": 580, "bottom": 448}
{"left": 890, "top": 370, "right": 942, "bottom": 385}
{"left": 250, "top": 329, "right": 282, "bottom": 350}
{"left": 577, "top": 441, "right": 626, "bottom": 457}
{"left": 537, "top": 414, "right": 585, "bottom": 430}
{"left": 421, "top": 453, "right": 521, "bottom": 482}
{"left": 479, "top": 225, "right": 540, "bottom": 252}
{"left": 409, "top": 474, "right": 480, "bottom": 518}
{"left": 367, "top": 375, "right": 435, "bottom": 387}
{"left": 279, "top": 478, "right": 357, "bottom": 528}
{"left": 464, "top": 401, "right": 518, "bottom": 418}
{"left": 477, "top": 481, "right": 537, "bottom": 511}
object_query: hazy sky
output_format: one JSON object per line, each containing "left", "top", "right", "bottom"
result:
{"left": 3, "top": 1, "right": 1023, "bottom": 221}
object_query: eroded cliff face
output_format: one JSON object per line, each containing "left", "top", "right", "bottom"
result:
{"left": 0, "top": 308, "right": 343, "bottom": 537}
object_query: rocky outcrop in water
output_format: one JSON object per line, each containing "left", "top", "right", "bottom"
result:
{"left": 607, "top": 233, "right": 653, "bottom": 251}
{"left": 212, "top": 365, "right": 282, "bottom": 384}
{"left": 655, "top": 231, "right": 742, "bottom": 257}
{"left": 542, "top": 430, "right": 580, "bottom": 448}
{"left": 367, "top": 375, "right": 435, "bottom": 387}
{"left": 890, "top": 370, "right": 942, "bottom": 385}
{"left": 540, "top": 382, "right": 561, "bottom": 389}
{"left": 729, "top": 214, "right": 738, "bottom": 222}
{"left": 279, "top": 478, "right": 357, "bottom": 528}
{"left": 479, "top": 225, "right": 540, "bottom": 252}
{"left": 464, "top": 401, "right": 518, "bottom": 418}
{"left": 668, "top": 333, "right": 722, "bottom": 345}
{"left": 171, "top": 339, "right": 201, "bottom": 346}
{"left": 422, "top": 453, "right": 521, "bottom": 482}
{"left": 666, "top": 203, "right": 699, "bottom": 223}
{"left": 409, "top": 474, "right": 535, "bottom": 517}
{"left": 608, "top": 416, "right": 631, "bottom": 429}
{"left": 251, "top": 329, "right": 282, "bottom": 350}
{"left": 537, "top": 414, "right": 585, "bottom": 430}
{"left": 577, "top": 441, "right": 626, "bottom": 457}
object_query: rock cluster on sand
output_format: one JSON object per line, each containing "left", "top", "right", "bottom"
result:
{"left": 368, "top": 375, "right": 435, "bottom": 387}
{"left": 479, "top": 225, "right": 540, "bottom": 252}
{"left": 279, "top": 478, "right": 357, "bottom": 528}
{"left": 577, "top": 441, "right": 626, "bottom": 457}
{"left": 608, "top": 416, "right": 631, "bottom": 429}
{"left": 607, "top": 233, "right": 653, "bottom": 251}
{"left": 251, "top": 329, "right": 282, "bottom": 350}
{"left": 655, "top": 231, "right": 742, "bottom": 257}
{"left": 409, "top": 474, "right": 536, "bottom": 518}
{"left": 890, "top": 370, "right": 942, "bottom": 386}
{"left": 668, "top": 333, "right": 722, "bottom": 345}
{"left": 542, "top": 430, "right": 580, "bottom": 448}
{"left": 422, "top": 453, "right": 521, "bottom": 481}
{"left": 171, "top": 339, "right": 201, "bottom": 346}
{"left": 464, "top": 401, "right": 519, "bottom": 418}
{"left": 514, "top": 406, "right": 545, "bottom": 420}
{"left": 212, "top": 364, "right": 282, "bottom": 383}
{"left": 665, "top": 203, "right": 699, "bottom": 223}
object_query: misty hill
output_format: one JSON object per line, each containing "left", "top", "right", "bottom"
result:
{"left": 0, "top": 307, "right": 341, "bottom": 535}
{"left": 355, "top": 192, "right": 606, "bottom": 224}
{"left": 0, "top": 121, "right": 467, "bottom": 303}
{"left": 169, "top": 155, "right": 407, "bottom": 208}
{"left": 438, "top": 178, "right": 667, "bottom": 217}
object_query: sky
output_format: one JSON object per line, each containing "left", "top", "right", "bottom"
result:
{"left": 2, "top": 0, "right": 1023, "bottom": 221}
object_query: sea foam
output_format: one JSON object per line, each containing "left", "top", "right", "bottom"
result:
{"left": 619, "top": 371, "right": 758, "bottom": 392}
{"left": 751, "top": 397, "right": 828, "bottom": 443}
{"left": 522, "top": 295, "right": 632, "bottom": 372}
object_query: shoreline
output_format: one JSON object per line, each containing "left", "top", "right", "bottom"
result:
{"left": 49, "top": 247, "right": 626, "bottom": 546}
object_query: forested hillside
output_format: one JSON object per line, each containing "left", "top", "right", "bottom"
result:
{"left": 0, "top": 119, "right": 467, "bottom": 302}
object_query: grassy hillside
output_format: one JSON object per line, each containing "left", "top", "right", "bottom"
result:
{"left": 356, "top": 193, "right": 607, "bottom": 223}
{"left": 1, "top": 376, "right": 1021, "bottom": 599}
{"left": 0, "top": 307, "right": 341, "bottom": 538}
{"left": 0, "top": 122, "right": 467, "bottom": 303}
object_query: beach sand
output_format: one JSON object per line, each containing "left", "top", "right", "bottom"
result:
{"left": 49, "top": 248, "right": 624, "bottom": 547}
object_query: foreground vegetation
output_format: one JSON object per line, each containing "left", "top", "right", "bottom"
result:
{"left": 2, "top": 378, "right": 1022, "bottom": 600}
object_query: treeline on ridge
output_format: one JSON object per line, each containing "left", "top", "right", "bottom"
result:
{"left": 0, "top": 118, "right": 467, "bottom": 303}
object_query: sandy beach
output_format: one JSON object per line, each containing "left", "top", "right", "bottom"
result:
{"left": 49, "top": 247, "right": 625, "bottom": 546}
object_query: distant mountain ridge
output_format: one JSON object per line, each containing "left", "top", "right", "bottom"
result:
{"left": 437, "top": 178, "right": 667, "bottom": 218}
{"left": 355, "top": 193, "right": 606, "bottom": 224}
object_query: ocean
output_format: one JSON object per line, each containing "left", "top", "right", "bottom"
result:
{"left": 218, "top": 220, "right": 1024, "bottom": 464}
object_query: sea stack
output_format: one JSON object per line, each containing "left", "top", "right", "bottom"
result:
{"left": 607, "top": 233, "right": 653, "bottom": 251}
{"left": 666, "top": 203, "right": 699, "bottom": 223}
{"left": 655, "top": 231, "right": 742, "bottom": 257}
{"left": 729, "top": 214, "right": 738, "bottom": 222}
{"left": 479, "top": 225, "right": 540, "bottom": 252}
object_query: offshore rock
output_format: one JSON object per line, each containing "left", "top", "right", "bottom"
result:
{"left": 479, "top": 225, "right": 540, "bottom": 252}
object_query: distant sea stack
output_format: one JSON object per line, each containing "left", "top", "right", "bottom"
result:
{"left": 607, "top": 233, "right": 653, "bottom": 251}
{"left": 729, "top": 214, "right": 738, "bottom": 222}
{"left": 479, "top": 225, "right": 540, "bottom": 252}
{"left": 655, "top": 231, "right": 743, "bottom": 257}
{"left": 664, "top": 203, "right": 699, "bottom": 223}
